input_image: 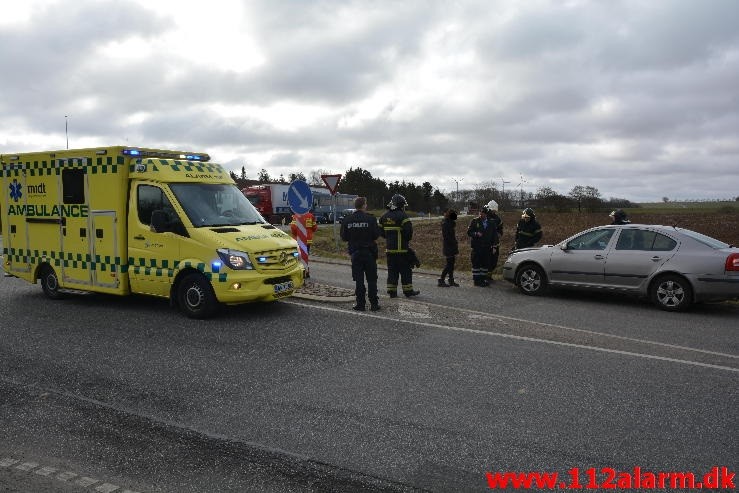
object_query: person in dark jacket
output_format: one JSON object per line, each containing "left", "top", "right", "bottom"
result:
{"left": 514, "top": 207, "right": 543, "bottom": 250}
{"left": 438, "top": 208, "right": 460, "bottom": 287}
{"left": 379, "top": 194, "right": 419, "bottom": 298}
{"left": 467, "top": 205, "right": 499, "bottom": 286}
{"left": 341, "top": 197, "right": 381, "bottom": 311}
{"left": 609, "top": 209, "right": 631, "bottom": 225}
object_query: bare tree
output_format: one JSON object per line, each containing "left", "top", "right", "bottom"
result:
{"left": 309, "top": 169, "right": 335, "bottom": 187}
{"left": 257, "top": 169, "right": 271, "bottom": 182}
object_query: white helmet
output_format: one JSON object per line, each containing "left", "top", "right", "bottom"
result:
{"left": 484, "top": 199, "right": 499, "bottom": 212}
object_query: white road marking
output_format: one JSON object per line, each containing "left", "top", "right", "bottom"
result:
{"left": 96, "top": 483, "right": 121, "bottom": 492}
{"left": 76, "top": 476, "right": 100, "bottom": 487}
{"left": 398, "top": 301, "right": 431, "bottom": 319}
{"left": 284, "top": 300, "right": 739, "bottom": 373}
{"left": 412, "top": 298, "right": 739, "bottom": 359}
{"left": 15, "top": 462, "right": 38, "bottom": 471}
{"left": 0, "top": 456, "right": 140, "bottom": 492}
{"left": 57, "top": 471, "right": 78, "bottom": 481}
{"left": 34, "top": 466, "right": 58, "bottom": 476}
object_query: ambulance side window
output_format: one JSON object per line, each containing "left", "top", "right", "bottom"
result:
{"left": 137, "top": 185, "right": 174, "bottom": 226}
{"left": 62, "top": 169, "right": 85, "bottom": 204}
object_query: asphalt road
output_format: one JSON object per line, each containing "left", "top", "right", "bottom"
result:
{"left": 0, "top": 256, "right": 737, "bottom": 492}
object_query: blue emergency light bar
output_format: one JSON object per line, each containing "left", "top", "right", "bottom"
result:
{"left": 122, "top": 148, "right": 210, "bottom": 161}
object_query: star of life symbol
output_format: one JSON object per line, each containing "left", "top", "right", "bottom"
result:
{"left": 9, "top": 179, "right": 22, "bottom": 202}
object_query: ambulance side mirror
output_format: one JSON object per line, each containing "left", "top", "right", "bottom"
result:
{"left": 150, "top": 210, "right": 169, "bottom": 233}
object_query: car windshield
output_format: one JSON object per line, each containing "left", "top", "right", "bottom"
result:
{"left": 170, "top": 183, "right": 266, "bottom": 227}
{"left": 677, "top": 228, "right": 730, "bottom": 249}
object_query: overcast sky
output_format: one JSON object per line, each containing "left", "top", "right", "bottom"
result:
{"left": 2, "top": 0, "right": 738, "bottom": 202}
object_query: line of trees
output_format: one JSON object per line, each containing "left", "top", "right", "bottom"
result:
{"left": 229, "top": 165, "right": 635, "bottom": 213}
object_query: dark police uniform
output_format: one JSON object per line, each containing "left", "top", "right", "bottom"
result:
{"left": 340, "top": 209, "right": 381, "bottom": 310}
{"left": 467, "top": 215, "right": 498, "bottom": 286}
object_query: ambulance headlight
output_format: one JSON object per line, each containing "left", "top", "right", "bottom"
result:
{"left": 217, "top": 248, "right": 254, "bottom": 270}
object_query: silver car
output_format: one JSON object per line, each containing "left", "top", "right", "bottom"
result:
{"left": 502, "top": 225, "right": 739, "bottom": 311}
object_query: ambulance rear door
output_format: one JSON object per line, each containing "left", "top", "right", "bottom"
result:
{"left": 2, "top": 161, "right": 32, "bottom": 276}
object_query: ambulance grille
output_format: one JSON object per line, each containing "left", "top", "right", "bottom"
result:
{"left": 254, "top": 248, "right": 299, "bottom": 271}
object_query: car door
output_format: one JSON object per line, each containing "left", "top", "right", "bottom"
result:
{"left": 603, "top": 228, "right": 678, "bottom": 289}
{"left": 549, "top": 228, "right": 616, "bottom": 286}
{"left": 127, "top": 183, "right": 182, "bottom": 297}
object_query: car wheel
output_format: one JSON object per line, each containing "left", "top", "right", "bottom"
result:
{"left": 516, "top": 264, "right": 547, "bottom": 296}
{"left": 177, "top": 273, "right": 219, "bottom": 319}
{"left": 650, "top": 274, "right": 692, "bottom": 312}
{"left": 39, "top": 265, "right": 63, "bottom": 300}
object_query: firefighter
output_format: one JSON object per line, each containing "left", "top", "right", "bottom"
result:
{"left": 290, "top": 209, "right": 319, "bottom": 278}
{"left": 467, "top": 204, "right": 499, "bottom": 286}
{"left": 379, "top": 194, "right": 419, "bottom": 298}
{"left": 514, "top": 207, "right": 543, "bottom": 250}
{"left": 609, "top": 209, "right": 631, "bottom": 225}
{"left": 484, "top": 200, "right": 504, "bottom": 280}
{"left": 289, "top": 210, "right": 318, "bottom": 253}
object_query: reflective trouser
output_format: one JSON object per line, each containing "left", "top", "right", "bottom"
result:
{"left": 352, "top": 249, "right": 378, "bottom": 307}
{"left": 471, "top": 247, "right": 491, "bottom": 284}
{"left": 386, "top": 253, "right": 413, "bottom": 295}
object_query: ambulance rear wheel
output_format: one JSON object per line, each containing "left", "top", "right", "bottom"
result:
{"left": 40, "top": 265, "right": 63, "bottom": 300}
{"left": 177, "top": 273, "right": 219, "bottom": 319}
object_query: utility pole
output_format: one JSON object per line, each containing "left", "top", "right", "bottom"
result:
{"left": 65, "top": 115, "right": 69, "bottom": 149}
{"left": 500, "top": 177, "right": 510, "bottom": 210}
{"left": 452, "top": 178, "right": 462, "bottom": 205}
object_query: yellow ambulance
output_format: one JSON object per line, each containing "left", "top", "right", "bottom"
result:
{"left": 1, "top": 146, "right": 304, "bottom": 318}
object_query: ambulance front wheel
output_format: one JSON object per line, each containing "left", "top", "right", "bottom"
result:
{"left": 177, "top": 272, "right": 219, "bottom": 319}
{"left": 39, "top": 265, "right": 63, "bottom": 300}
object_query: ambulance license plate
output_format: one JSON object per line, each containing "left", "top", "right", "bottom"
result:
{"left": 273, "top": 280, "right": 294, "bottom": 297}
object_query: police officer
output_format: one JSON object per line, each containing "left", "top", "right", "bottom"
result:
{"left": 379, "top": 194, "right": 419, "bottom": 298}
{"left": 340, "top": 197, "right": 381, "bottom": 311}
{"left": 514, "top": 207, "right": 543, "bottom": 249}
{"left": 467, "top": 204, "right": 499, "bottom": 286}
{"left": 609, "top": 209, "right": 631, "bottom": 225}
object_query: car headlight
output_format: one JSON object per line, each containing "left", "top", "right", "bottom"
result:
{"left": 217, "top": 248, "right": 254, "bottom": 270}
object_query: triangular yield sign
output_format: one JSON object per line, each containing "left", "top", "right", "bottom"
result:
{"left": 321, "top": 174, "right": 342, "bottom": 194}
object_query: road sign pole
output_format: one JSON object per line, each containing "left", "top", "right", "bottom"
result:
{"left": 320, "top": 174, "right": 342, "bottom": 252}
{"left": 334, "top": 193, "right": 339, "bottom": 251}
{"left": 292, "top": 214, "right": 310, "bottom": 275}
{"left": 287, "top": 180, "right": 313, "bottom": 277}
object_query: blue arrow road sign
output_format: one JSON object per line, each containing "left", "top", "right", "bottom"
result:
{"left": 288, "top": 180, "right": 313, "bottom": 214}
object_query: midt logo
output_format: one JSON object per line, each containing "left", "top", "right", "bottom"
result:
{"left": 9, "top": 180, "right": 48, "bottom": 201}
{"left": 27, "top": 183, "right": 47, "bottom": 195}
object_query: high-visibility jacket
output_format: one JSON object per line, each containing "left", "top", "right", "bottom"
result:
{"left": 379, "top": 209, "right": 412, "bottom": 254}
{"left": 290, "top": 212, "right": 318, "bottom": 244}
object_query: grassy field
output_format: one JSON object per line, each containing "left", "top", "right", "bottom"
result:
{"left": 311, "top": 209, "right": 739, "bottom": 276}
{"left": 632, "top": 201, "right": 738, "bottom": 214}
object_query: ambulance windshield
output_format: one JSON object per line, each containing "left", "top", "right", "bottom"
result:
{"left": 170, "top": 183, "right": 267, "bottom": 227}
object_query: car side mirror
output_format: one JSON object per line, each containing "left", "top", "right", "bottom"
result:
{"left": 560, "top": 243, "right": 569, "bottom": 251}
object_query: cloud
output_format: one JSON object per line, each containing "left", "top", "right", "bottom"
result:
{"left": 1, "top": 0, "right": 738, "bottom": 201}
